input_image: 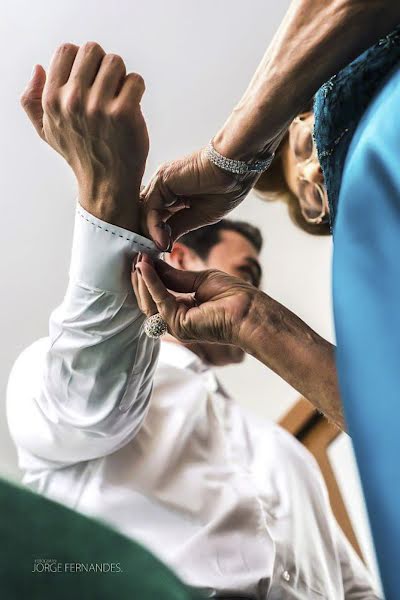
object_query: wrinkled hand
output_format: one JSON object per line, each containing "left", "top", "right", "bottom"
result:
{"left": 131, "top": 254, "right": 261, "bottom": 346}
{"left": 141, "top": 149, "right": 258, "bottom": 251}
{"left": 21, "top": 42, "right": 149, "bottom": 231}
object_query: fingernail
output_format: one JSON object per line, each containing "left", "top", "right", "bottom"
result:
{"left": 31, "top": 65, "right": 36, "bottom": 79}
{"left": 155, "top": 222, "right": 172, "bottom": 252}
{"left": 132, "top": 253, "right": 141, "bottom": 271}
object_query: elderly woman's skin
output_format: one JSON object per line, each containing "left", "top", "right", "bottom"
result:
{"left": 143, "top": 0, "right": 400, "bottom": 250}
{"left": 133, "top": 255, "right": 344, "bottom": 431}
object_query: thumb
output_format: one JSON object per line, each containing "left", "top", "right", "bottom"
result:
{"left": 154, "top": 259, "right": 235, "bottom": 304}
{"left": 153, "top": 259, "right": 201, "bottom": 293}
{"left": 20, "top": 64, "right": 47, "bottom": 139}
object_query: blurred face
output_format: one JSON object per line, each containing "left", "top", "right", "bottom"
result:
{"left": 283, "top": 111, "right": 330, "bottom": 225}
{"left": 167, "top": 229, "right": 262, "bottom": 367}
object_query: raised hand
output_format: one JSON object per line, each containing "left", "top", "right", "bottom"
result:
{"left": 21, "top": 42, "right": 149, "bottom": 232}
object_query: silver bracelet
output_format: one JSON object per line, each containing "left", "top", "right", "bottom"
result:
{"left": 206, "top": 140, "right": 274, "bottom": 176}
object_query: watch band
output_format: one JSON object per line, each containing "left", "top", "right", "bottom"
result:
{"left": 206, "top": 140, "right": 274, "bottom": 176}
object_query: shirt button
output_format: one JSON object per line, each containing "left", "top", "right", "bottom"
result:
{"left": 282, "top": 570, "right": 291, "bottom": 582}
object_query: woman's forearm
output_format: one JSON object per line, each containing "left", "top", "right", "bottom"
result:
{"left": 239, "top": 291, "right": 345, "bottom": 430}
{"left": 214, "top": 0, "right": 400, "bottom": 160}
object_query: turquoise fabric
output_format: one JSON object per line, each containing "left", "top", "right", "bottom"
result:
{"left": 333, "top": 65, "right": 400, "bottom": 600}
{"left": 0, "top": 478, "right": 203, "bottom": 600}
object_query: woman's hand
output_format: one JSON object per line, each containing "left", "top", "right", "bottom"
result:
{"left": 131, "top": 254, "right": 260, "bottom": 346}
{"left": 132, "top": 255, "right": 344, "bottom": 430}
{"left": 141, "top": 148, "right": 259, "bottom": 251}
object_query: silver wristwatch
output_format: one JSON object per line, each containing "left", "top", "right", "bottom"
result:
{"left": 205, "top": 140, "right": 274, "bottom": 176}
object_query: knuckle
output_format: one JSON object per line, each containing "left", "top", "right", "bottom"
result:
{"left": 108, "top": 103, "right": 130, "bottom": 122}
{"left": 108, "top": 104, "right": 122, "bottom": 121}
{"left": 20, "top": 91, "right": 31, "bottom": 109}
{"left": 42, "top": 89, "right": 60, "bottom": 113}
{"left": 157, "top": 162, "right": 171, "bottom": 179}
{"left": 157, "top": 299, "right": 170, "bottom": 314}
{"left": 62, "top": 88, "right": 82, "bottom": 114}
{"left": 197, "top": 269, "right": 217, "bottom": 286}
{"left": 57, "top": 42, "right": 77, "bottom": 55}
{"left": 129, "top": 72, "right": 145, "bottom": 91}
{"left": 86, "top": 99, "right": 103, "bottom": 120}
{"left": 82, "top": 41, "right": 101, "bottom": 54}
{"left": 106, "top": 53, "right": 125, "bottom": 69}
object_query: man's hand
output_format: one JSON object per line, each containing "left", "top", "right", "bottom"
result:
{"left": 21, "top": 42, "right": 149, "bottom": 232}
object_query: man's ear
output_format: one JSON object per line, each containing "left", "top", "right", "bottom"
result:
{"left": 166, "top": 243, "right": 203, "bottom": 271}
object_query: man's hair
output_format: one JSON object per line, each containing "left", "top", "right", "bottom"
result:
{"left": 179, "top": 219, "right": 263, "bottom": 260}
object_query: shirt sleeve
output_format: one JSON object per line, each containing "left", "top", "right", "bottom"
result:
{"left": 7, "top": 204, "right": 161, "bottom": 469}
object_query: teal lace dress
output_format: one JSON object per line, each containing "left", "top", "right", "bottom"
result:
{"left": 314, "top": 26, "right": 400, "bottom": 228}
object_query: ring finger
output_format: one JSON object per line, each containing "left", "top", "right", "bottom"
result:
{"left": 91, "top": 53, "right": 126, "bottom": 101}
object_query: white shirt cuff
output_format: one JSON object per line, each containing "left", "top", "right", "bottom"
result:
{"left": 69, "top": 204, "right": 161, "bottom": 293}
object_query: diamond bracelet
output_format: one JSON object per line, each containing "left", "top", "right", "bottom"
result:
{"left": 205, "top": 140, "right": 274, "bottom": 176}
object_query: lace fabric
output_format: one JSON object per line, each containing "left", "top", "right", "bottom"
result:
{"left": 313, "top": 26, "right": 400, "bottom": 229}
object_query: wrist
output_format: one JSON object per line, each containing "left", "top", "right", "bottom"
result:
{"left": 214, "top": 95, "right": 292, "bottom": 164}
{"left": 78, "top": 182, "right": 143, "bottom": 233}
{"left": 235, "top": 290, "right": 269, "bottom": 354}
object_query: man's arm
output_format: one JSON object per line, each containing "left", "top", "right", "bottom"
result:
{"left": 8, "top": 43, "right": 159, "bottom": 467}
{"left": 8, "top": 206, "right": 160, "bottom": 466}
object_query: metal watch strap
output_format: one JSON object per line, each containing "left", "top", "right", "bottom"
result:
{"left": 206, "top": 140, "right": 274, "bottom": 175}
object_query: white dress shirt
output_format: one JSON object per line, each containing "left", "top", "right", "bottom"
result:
{"left": 7, "top": 205, "right": 379, "bottom": 599}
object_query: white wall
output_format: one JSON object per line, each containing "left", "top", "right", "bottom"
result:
{"left": 0, "top": 0, "right": 380, "bottom": 591}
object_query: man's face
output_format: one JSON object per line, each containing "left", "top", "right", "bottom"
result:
{"left": 168, "top": 229, "right": 262, "bottom": 366}
{"left": 204, "top": 230, "right": 262, "bottom": 288}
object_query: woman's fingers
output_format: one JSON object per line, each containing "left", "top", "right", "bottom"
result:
{"left": 153, "top": 259, "right": 226, "bottom": 304}
{"left": 136, "top": 259, "right": 182, "bottom": 325}
{"left": 131, "top": 255, "right": 158, "bottom": 317}
{"left": 152, "top": 260, "right": 200, "bottom": 294}
{"left": 142, "top": 156, "right": 202, "bottom": 249}
{"left": 142, "top": 170, "right": 178, "bottom": 251}
{"left": 131, "top": 268, "right": 140, "bottom": 309}
{"left": 143, "top": 199, "right": 189, "bottom": 251}
{"left": 136, "top": 268, "right": 158, "bottom": 317}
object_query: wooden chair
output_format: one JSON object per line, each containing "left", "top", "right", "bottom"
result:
{"left": 279, "top": 397, "right": 363, "bottom": 558}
